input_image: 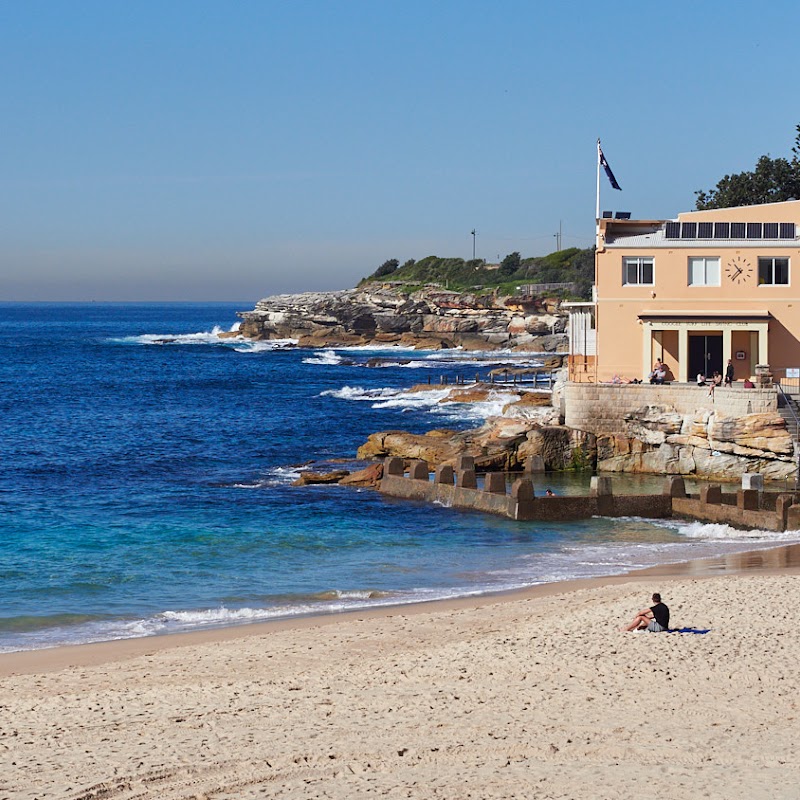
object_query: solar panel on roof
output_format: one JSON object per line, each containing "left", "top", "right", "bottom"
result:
{"left": 714, "top": 222, "right": 730, "bottom": 238}
{"left": 779, "top": 222, "right": 795, "bottom": 238}
{"left": 681, "top": 222, "right": 697, "bottom": 238}
{"left": 763, "top": 222, "right": 778, "bottom": 238}
{"left": 731, "top": 222, "right": 746, "bottom": 238}
{"left": 665, "top": 222, "right": 680, "bottom": 238}
{"left": 746, "top": 222, "right": 763, "bottom": 239}
{"left": 698, "top": 222, "right": 713, "bottom": 238}
{"left": 602, "top": 210, "right": 613, "bottom": 218}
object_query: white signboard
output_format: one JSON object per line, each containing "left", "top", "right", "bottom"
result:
{"left": 786, "top": 368, "right": 800, "bottom": 378}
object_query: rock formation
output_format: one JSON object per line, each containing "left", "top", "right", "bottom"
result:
{"left": 354, "top": 393, "right": 797, "bottom": 482}
{"left": 237, "top": 285, "right": 568, "bottom": 351}
{"left": 596, "top": 405, "right": 796, "bottom": 481}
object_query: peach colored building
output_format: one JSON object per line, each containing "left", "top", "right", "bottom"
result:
{"left": 568, "top": 200, "right": 800, "bottom": 385}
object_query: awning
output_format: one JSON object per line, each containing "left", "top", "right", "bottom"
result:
{"left": 637, "top": 310, "right": 770, "bottom": 322}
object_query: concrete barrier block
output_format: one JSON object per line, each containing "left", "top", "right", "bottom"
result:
{"left": 434, "top": 464, "right": 454, "bottom": 485}
{"left": 742, "top": 473, "right": 764, "bottom": 491}
{"left": 700, "top": 484, "right": 722, "bottom": 504}
{"left": 590, "top": 476, "right": 613, "bottom": 497}
{"left": 409, "top": 460, "right": 429, "bottom": 480}
{"left": 484, "top": 472, "right": 506, "bottom": 494}
{"left": 455, "top": 454, "right": 475, "bottom": 472}
{"left": 664, "top": 476, "right": 686, "bottom": 498}
{"left": 385, "top": 457, "right": 405, "bottom": 476}
{"left": 787, "top": 504, "right": 800, "bottom": 531}
{"left": 525, "top": 454, "right": 545, "bottom": 474}
{"left": 737, "top": 488, "right": 759, "bottom": 511}
{"left": 776, "top": 494, "right": 796, "bottom": 529}
{"left": 511, "top": 478, "right": 535, "bottom": 502}
{"left": 457, "top": 469, "right": 477, "bottom": 489}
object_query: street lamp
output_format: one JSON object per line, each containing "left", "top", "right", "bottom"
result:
{"left": 471, "top": 229, "right": 476, "bottom": 261}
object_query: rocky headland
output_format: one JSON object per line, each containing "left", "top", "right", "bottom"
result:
{"left": 236, "top": 286, "right": 797, "bottom": 484}
{"left": 237, "top": 284, "right": 568, "bottom": 352}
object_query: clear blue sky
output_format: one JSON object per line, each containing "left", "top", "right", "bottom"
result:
{"left": 2, "top": 1, "right": 799, "bottom": 301}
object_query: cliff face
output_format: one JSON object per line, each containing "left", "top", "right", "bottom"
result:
{"left": 237, "top": 285, "right": 568, "bottom": 351}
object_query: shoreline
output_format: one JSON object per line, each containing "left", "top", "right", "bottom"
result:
{"left": 4, "top": 539, "right": 800, "bottom": 678}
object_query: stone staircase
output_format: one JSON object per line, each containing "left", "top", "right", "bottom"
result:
{"left": 777, "top": 389, "right": 800, "bottom": 440}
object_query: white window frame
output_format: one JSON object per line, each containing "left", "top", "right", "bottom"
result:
{"left": 622, "top": 256, "right": 654, "bottom": 286}
{"left": 688, "top": 256, "right": 720, "bottom": 286}
{"left": 758, "top": 256, "right": 790, "bottom": 286}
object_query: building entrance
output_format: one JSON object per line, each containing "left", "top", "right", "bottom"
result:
{"left": 689, "top": 333, "right": 722, "bottom": 380}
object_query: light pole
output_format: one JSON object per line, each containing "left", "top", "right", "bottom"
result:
{"left": 471, "top": 229, "right": 476, "bottom": 261}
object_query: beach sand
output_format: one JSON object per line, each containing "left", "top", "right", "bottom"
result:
{"left": 3, "top": 548, "right": 800, "bottom": 799}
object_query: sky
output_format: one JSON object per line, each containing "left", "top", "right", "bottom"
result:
{"left": 2, "top": 1, "right": 800, "bottom": 302}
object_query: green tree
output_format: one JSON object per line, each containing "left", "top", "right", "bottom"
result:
{"left": 499, "top": 251, "right": 522, "bottom": 277}
{"left": 695, "top": 124, "right": 800, "bottom": 209}
{"left": 370, "top": 258, "right": 400, "bottom": 279}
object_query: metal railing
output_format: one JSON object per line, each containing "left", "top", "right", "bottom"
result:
{"left": 776, "top": 383, "right": 800, "bottom": 489}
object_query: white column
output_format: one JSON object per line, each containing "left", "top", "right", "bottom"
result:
{"left": 678, "top": 326, "right": 689, "bottom": 383}
{"left": 757, "top": 323, "right": 769, "bottom": 366}
{"left": 722, "top": 328, "right": 733, "bottom": 369}
{"left": 642, "top": 324, "right": 652, "bottom": 380}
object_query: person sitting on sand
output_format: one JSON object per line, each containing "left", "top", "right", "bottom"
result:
{"left": 621, "top": 593, "right": 670, "bottom": 632}
{"left": 545, "top": 488, "right": 555, "bottom": 496}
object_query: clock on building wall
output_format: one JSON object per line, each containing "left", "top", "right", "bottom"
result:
{"left": 725, "top": 256, "right": 753, "bottom": 284}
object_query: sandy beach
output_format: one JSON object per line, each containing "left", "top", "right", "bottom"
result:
{"left": 3, "top": 547, "right": 800, "bottom": 800}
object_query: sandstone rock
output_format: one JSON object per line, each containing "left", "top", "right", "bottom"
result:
{"left": 292, "top": 470, "right": 350, "bottom": 486}
{"left": 708, "top": 412, "right": 793, "bottom": 455}
{"left": 517, "top": 426, "right": 596, "bottom": 471}
{"left": 623, "top": 405, "right": 684, "bottom": 445}
{"left": 339, "top": 463, "right": 384, "bottom": 487}
{"left": 356, "top": 431, "right": 462, "bottom": 464}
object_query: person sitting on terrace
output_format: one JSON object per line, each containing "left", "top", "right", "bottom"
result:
{"left": 696, "top": 372, "right": 707, "bottom": 386}
{"left": 649, "top": 359, "right": 667, "bottom": 385}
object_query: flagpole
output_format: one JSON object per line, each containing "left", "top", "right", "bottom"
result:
{"left": 596, "top": 138, "right": 601, "bottom": 222}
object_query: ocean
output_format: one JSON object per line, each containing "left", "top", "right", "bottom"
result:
{"left": 1, "top": 301, "right": 798, "bottom": 653}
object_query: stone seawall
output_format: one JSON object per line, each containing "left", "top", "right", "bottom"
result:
{"left": 564, "top": 384, "right": 777, "bottom": 435}
{"left": 379, "top": 457, "right": 672, "bottom": 522}
{"left": 379, "top": 458, "right": 800, "bottom": 530}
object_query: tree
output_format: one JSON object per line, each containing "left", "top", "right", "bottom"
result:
{"left": 370, "top": 259, "right": 400, "bottom": 279}
{"left": 695, "top": 124, "right": 800, "bottom": 209}
{"left": 498, "top": 251, "right": 522, "bottom": 277}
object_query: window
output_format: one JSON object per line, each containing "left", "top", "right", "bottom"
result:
{"left": 623, "top": 257, "right": 654, "bottom": 285}
{"left": 758, "top": 257, "right": 789, "bottom": 285}
{"left": 688, "top": 257, "right": 720, "bottom": 286}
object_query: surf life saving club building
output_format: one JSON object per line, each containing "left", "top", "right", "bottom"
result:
{"left": 568, "top": 144, "right": 800, "bottom": 386}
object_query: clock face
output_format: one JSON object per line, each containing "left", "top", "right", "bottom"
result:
{"left": 725, "top": 256, "right": 753, "bottom": 284}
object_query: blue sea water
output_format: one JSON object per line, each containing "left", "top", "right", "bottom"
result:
{"left": 1, "top": 302, "right": 798, "bottom": 653}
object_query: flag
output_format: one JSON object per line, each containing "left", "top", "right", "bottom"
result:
{"left": 598, "top": 141, "right": 621, "bottom": 191}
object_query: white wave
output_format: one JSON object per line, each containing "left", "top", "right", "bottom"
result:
{"left": 229, "top": 465, "right": 307, "bottom": 488}
{"left": 110, "top": 323, "right": 299, "bottom": 353}
{"left": 303, "top": 349, "right": 343, "bottom": 366}
{"left": 371, "top": 387, "right": 453, "bottom": 411}
{"left": 321, "top": 383, "right": 520, "bottom": 422}
{"left": 233, "top": 338, "right": 297, "bottom": 353}
{"left": 320, "top": 385, "right": 410, "bottom": 402}
{"left": 653, "top": 519, "right": 800, "bottom": 542}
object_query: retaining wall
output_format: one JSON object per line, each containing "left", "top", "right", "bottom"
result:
{"left": 564, "top": 383, "right": 778, "bottom": 435}
{"left": 379, "top": 459, "right": 800, "bottom": 530}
